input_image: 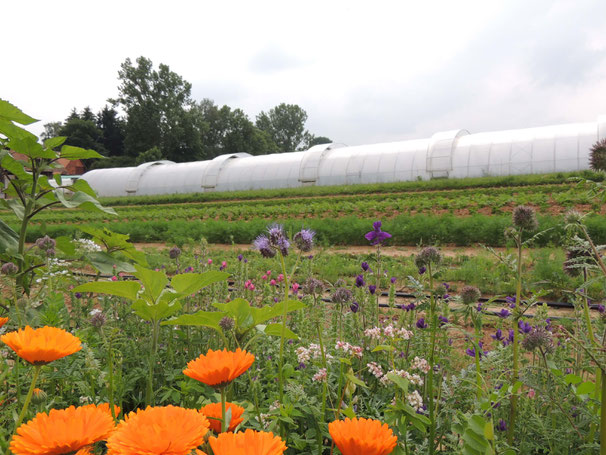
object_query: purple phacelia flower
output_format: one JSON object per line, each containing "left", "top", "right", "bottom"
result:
{"left": 293, "top": 228, "right": 315, "bottom": 252}
{"left": 253, "top": 235, "right": 276, "bottom": 258}
{"left": 364, "top": 221, "right": 392, "bottom": 246}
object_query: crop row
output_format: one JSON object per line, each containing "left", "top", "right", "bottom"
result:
{"left": 12, "top": 213, "right": 606, "bottom": 247}
{"left": 92, "top": 170, "right": 603, "bottom": 207}
{"left": 1, "top": 183, "right": 601, "bottom": 226}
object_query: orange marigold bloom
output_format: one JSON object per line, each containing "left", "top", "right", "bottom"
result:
{"left": 106, "top": 405, "right": 209, "bottom": 455}
{"left": 201, "top": 402, "right": 245, "bottom": 433}
{"left": 328, "top": 417, "right": 397, "bottom": 455}
{"left": 209, "top": 429, "right": 286, "bottom": 455}
{"left": 184, "top": 348, "right": 254, "bottom": 387}
{"left": 1, "top": 326, "right": 81, "bottom": 365}
{"left": 0, "top": 317, "right": 8, "bottom": 329}
{"left": 10, "top": 404, "right": 115, "bottom": 455}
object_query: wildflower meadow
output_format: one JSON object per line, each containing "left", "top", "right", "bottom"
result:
{"left": 3, "top": 99, "right": 606, "bottom": 455}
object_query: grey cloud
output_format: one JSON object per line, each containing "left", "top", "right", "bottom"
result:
{"left": 249, "top": 45, "right": 309, "bottom": 73}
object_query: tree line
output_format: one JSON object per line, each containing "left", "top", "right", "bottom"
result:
{"left": 43, "top": 57, "right": 331, "bottom": 170}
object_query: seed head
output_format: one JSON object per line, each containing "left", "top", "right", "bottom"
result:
{"left": 564, "top": 210, "right": 584, "bottom": 226}
{"left": 169, "top": 246, "right": 181, "bottom": 259}
{"left": 1, "top": 262, "right": 18, "bottom": 275}
{"left": 90, "top": 309, "right": 107, "bottom": 328}
{"left": 35, "top": 235, "right": 56, "bottom": 251}
{"left": 415, "top": 247, "right": 442, "bottom": 268}
{"left": 460, "top": 285, "right": 481, "bottom": 305}
{"left": 522, "top": 326, "right": 554, "bottom": 354}
{"left": 302, "top": 277, "right": 324, "bottom": 296}
{"left": 512, "top": 205, "right": 538, "bottom": 231}
{"left": 563, "top": 244, "right": 594, "bottom": 277}
{"left": 332, "top": 287, "right": 353, "bottom": 304}
{"left": 219, "top": 316, "right": 235, "bottom": 331}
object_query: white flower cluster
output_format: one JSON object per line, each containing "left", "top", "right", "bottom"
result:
{"left": 335, "top": 341, "right": 363, "bottom": 358}
{"left": 296, "top": 343, "right": 333, "bottom": 364}
{"left": 380, "top": 369, "right": 424, "bottom": 387}
{"left": 407, "top": 390, "right": 424, "bottom": 412}
{"left": 35, "top": 259, "right": 70, "bottom": 283}
{"left": 367, "top": 361, "right": 384, "bottom": 379}
{"left": 76, "top": 238, "right": 102, "bottom": 252}
{"left": 411, "top": 356, "right": 430, "bottom": 374}
{"left": 90, "top": 308, "right": 102, "bottom": 317}
{"left": 364, "top": 325, "right": 413, "bottom": 341}
{"left": 312, "top": 368, "right": 327, "bottom": 382}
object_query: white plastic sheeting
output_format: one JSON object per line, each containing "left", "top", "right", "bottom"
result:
{"left": 82, "top": 116, "right": 606, "bottom": 197}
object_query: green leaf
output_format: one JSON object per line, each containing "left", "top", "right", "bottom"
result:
{"left": 0, "top": 218, "right": 18, "bottom": 254}
{"left": 214, "top": 298, "right": 254, "bottom": 330}
{"left": 0, "top": 99, "right": 38, "bottom": 125}
{"left": 386, "top": 372, "right": 409, "bottom": 393}
{"left": 0, "top": 119, "right": 37, "bottom": 141}
{"left": 132, "top": 297, "right": 181, "bottom": 322}
{"left": 372, "top": 344, "right": 395, "bottom": 352}
{"left": 1, "top": 153, "right": 30, "bottom": 179}
{"left": 262, "top": 323, "right": 299, "bottom": 340}
{"left": 251, "top": 299, "right": 306, "bottom": 325}
{"left": 79, "top": 226, "right": 147, "bottom": 266}
{"left": 71, "top": 179, "right": 98, "bottom": 198}
{"left": 576, "top": 381, "right": 595, "bottom": 396}
{"left": 564, "top": 374, "right": 582, "bottom": 385}
{"left": 133, "top": 265, "right": 168, "bottom": 304}
{"left": 43, "top": 136, "right": 67, "bottom": 150}
{"left": 72, "top": 280, "right": 141, "bottom": 301}
{"left": 60, "top": 145, "right": 105, "bottom": 160}
{"left": 345, "top": 372, "right": 367, "bottom": 388}
{"left": 55, "top": 190, "right": 117, "bottom": 215}
{"left": 87, "top": 251, "right": 136, "bottom": 274}
{"left": 171, "top": 271, "right": 229, "bottom": 295}
{"left": 55, "top": 236, "right": 76, "bottom": 256}
{"left": 161, "top": 311, "right": 226, "bottom": 332}
{"left": 341, "top": 406, "right": 356, "bottom": 419}
{"left": 7, "top": 137, "right": 54, "bottom": 159}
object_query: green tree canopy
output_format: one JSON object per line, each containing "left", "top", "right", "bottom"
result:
{"left": 256, "top": 103, "right": 309, "bottom": 153}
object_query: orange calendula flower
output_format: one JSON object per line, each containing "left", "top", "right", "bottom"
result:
{"left": 0, "top": 317, "right": 8, "bottom": 329}
{"left": 184, "top": 348, "right": 254, "bottom": 388}
{"left": 1, "top": 326, "right": 81, "bottom": 365}
{"left": 209, "top": 429, "right": 286, "bottom": 455}
{"left": 201, "top": 402, "right": 245, "bottom": 433}
{"left": 328, "top": 417, "right": 397, "bottom": 455}
{"left": 10, "top": 404, "right": 115, "bottom": 455}
{"left": 106, "top": 405, "right": 209, "bottom": 455}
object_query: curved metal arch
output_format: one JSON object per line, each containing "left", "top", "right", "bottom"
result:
{"left": 201, "top": 153, "right": 252, "bottom": 190}
{"left": 125, "top": 160, "right": 175, "bottom": 194}
{"left": 299, "top": 143, "right": 347, "bottom": 184}
{"left": 426, "top": 129, "right": 469, "bottom": 178}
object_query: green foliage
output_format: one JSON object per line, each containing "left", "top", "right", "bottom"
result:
{"left": 256, "top": 103, "right": 309, "bottom": 153}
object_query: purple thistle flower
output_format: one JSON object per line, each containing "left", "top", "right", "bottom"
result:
{"left": 293, "top": 228, "right": 315, "bottom": 252}
{"left": 368, "top": 285, "right": 377, "bottom": 295}
{"left": 497, "top": 308, "right": 511, "bottom": 318}
{"left": 361, "top": 262, "right": 370, "bottom": 271}
{"left": 416, "top": 318, "right": 428, "bottom": 329}
{"left": 355, "top": 274, "right": 365, "bottom": 287}
{"left": 253, "top": 235, "right": 276, "bottom": 258}
{"left": 518, "top": 320, "right": 532, "bottom": 334}
{"left": 497, "top": 419, "right": 507, "bottom": 432}
{"left": 364, "top": 220, "right": 392, "bottom": 246}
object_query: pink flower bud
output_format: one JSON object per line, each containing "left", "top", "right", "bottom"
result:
{"left": 278, "top": 274, "right": 284, "bottom": 282}
{"left": 270, "top": 279, "right": 277, "bottom": 286}
{"left": 111, "top": 276, "right": 118, "bottom": 281}
{"left": 222, "top": 261, "right": 227, "bottom": 268}
{"left": 207, "top": 259, "right": 212, "bottom": 265}
{"left": 262, "top": 275, "right": 268, "bottom": 280}
{"left": 527, "top": 389, "right": 535, "bottom": 399}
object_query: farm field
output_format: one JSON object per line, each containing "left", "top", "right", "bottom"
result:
{"left": 3, "top": 98, "right": 606, "bottom": 455}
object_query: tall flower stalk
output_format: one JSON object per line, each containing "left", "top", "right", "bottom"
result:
{"left": 365, "top": 221, "right": 392, "bottom": 327}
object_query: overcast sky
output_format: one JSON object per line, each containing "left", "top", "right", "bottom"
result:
{"left": 4, "top": 0, "right": 606, "bottom": 146}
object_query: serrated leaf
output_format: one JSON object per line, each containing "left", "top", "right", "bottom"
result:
{"left": 250, "top": 299, "right": 306, "bottom": 325}
{"left": 1, "top": 153, "right": 30, "bottom": 179}
{"left": 7, "top": 137, "right": 54, "bottom": 159}
{"left": 71, "top": 178, "right": 97, "bottom": 197}
{"left": 263, "top": 323, "right": 299, "bottom": 339}
{"left": 0, "top": 118, "right": 37, "bottom": 141}
{"left": 171, "top": 271, "right": 229, "bottom": 295}
{"left": 55, "top": 236, "right": 76, "bottom": 256}
{"left": 131, "top": 298, "right": 181, "bottom": 322}
{"left": 0, "top": 99, "right": 37, "bottom": 125}
{"left": 161, "top": 310, "right": 225, "bottom": 331}
{"left": 55, "top": 190, "right": 117, "bottom": 215}
{"left": 345, "top": 372, "right": 367, "bottom": 388}
{"left": 214, "top": 298, "right": 254, "bottom": 330}
{"left": 44, "top": 137, "right": 67, "bottom": 150}
{"left": 372, "top": 344, "right": 395, "bottom": 352}
{"left": 72, "top": 280, "right": 141, "bottom": 301}
{"left": 60, "top": 145, "right": 105, "bottom": 160}
{"left": 87, "top": 251, "right": 136, "bottom": 274}
{"left": 133, "top": 265, "right": 168, "bottom": 303}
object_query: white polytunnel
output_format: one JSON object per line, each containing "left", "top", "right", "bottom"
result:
{"left": 81, "top": 116, "right": 606, "bottom": 197}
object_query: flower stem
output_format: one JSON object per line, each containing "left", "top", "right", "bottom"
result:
{"left": 146, "top": 320, "right": 159, "bottom": 407}
{"left": 101, "top": 327, "right": 117, "bottom": 421}
{"left": 221, "top": 387, "right": 227, "bottom": 433}
{"left": 427, "top": 263, "right": 437, "bottom": 455}
{"left": 508, "top": 233, "right": 523, "bottom": 445}
{"left": 9, "top": 365, "right": 42, "bottom": 454}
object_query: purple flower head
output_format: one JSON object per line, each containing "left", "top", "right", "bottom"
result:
{"left": 296, "top": 362, "right": 306, "bottom": 370}
{"left": 442, "top": 282, "right": 450, "bottom": 290}
{"left": 267, "top": 224, "right": 286, "bottom": 244}
{"left": 368, "top": 285, "right": 377, "bottom": 295}
{"left": 505, "top": 296, "right": 516, "bottom": 308}
{"left": 276, "top": 236, "right": 290, "bottom": 256}
{"left": 361, "top": 262, "right": 370, "bottom": 271}
{"left": 491, "top": 329, "right": 504, "bottom": 341}
{"left": 74, "top": 292, "right": 83, "bottom": 299}
{"left": 350, "top": 301, "right": 359, "bottom": 313}
{"left": 253, "top": 235, "right": 276, "bottom": 258}
{"left": 466, "top": 342, "right": 487, "bottom": 358}
{"left": 518, "top": 320, "right": 532, "bottom": 334}
{"left": 35, "top": 235, "right": 56, "bottom": 251}
{"left": 1, "top": 262, "right": 18, "bottom": 275}
{"left": 390, "top": 277, "right": 397, "bottom": 284}
{"left": 497, "top": 419, "right": 507, "bottom": 432}
{"left": 443, "top": 294, "right": 450, "bottom": 301}
{"left": 169, "top": 246, "right": 181, "bottom": 259}
{"left": 365, "top": 221, "right": 392, "bottom": 246}
{"left": 476, "top": 303, "right": 483, "bottom": 313}
{"left": 438, "top": 315, "right": 448, "bottom": 326}
{"left": 237, "top": 254, "right": 243, "bottom": 261}
{"left": 293, "top": 228, "right": 315, "bottom": 252}
{"left": 597, "top": 304, "right": 606, "bottom": 314}
{"left": 497, "top": 308, "right": 511, "bottom": 318}
{"left": 355, "top": 274, "right": 365, "bottom": 288}
{"left": 418, "top": 266, "right": 426, "bottom": 275}
{"left": 416, "top": 318, "right": 428, "bottom": 329}
{"left": 244, "top": 258, "right": 248, "bottom": 263}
